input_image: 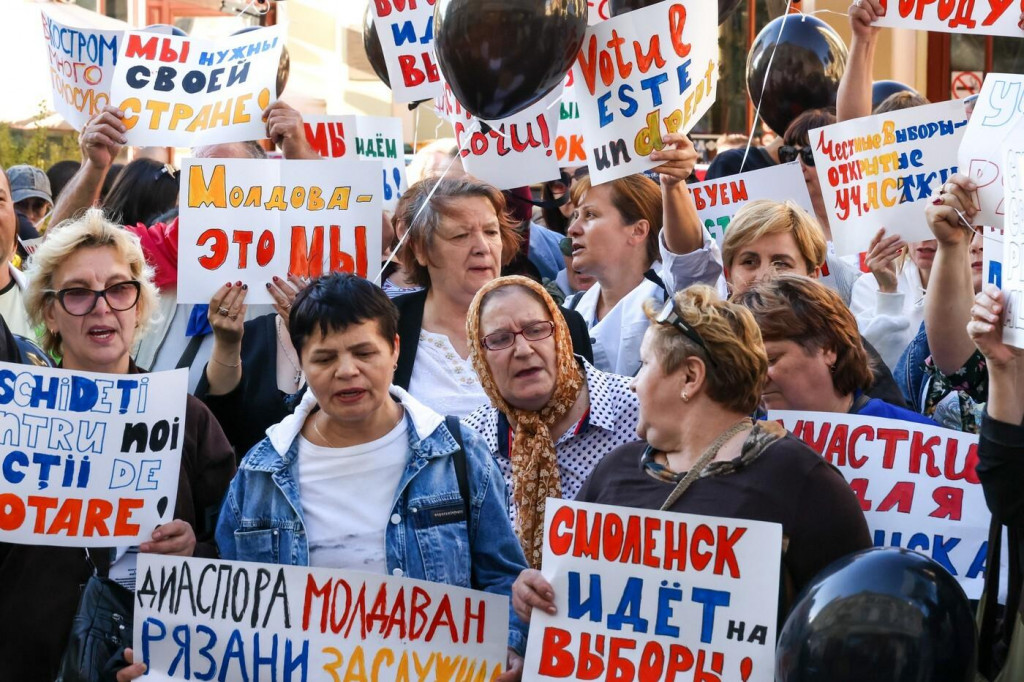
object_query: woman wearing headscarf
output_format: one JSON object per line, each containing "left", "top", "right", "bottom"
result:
{"left": 462, "top": 276, "right": 639, "bottom": 568}
{"left": 511, "top": 285, "right": 871, "bottom": 623}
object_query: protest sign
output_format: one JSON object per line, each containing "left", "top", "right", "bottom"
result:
{"left": 370, "top": 0, "right": 441, "bottom": 102}
{"left": 109, "top": 26, "right": 282, "bottom": 147}
{"left": 438, "top": 82, "right": 561, "bottom": 190}
{"left": 178, "top": 158, "right": 382, "bottom": 304}
{"left": 958, "top": 73, "right": 1024, "bottom": 229}
{"left": 589, "top": 0, "right": 612, "bottom": 23}
{"left": 523, "top": 499, "right": 780, "bottom": 682}
{"left": 875, "top": 0, "right": 1021, "bottom": 37}
{"left": 303, "top": 115, "right": 407, "bottom": 210}
{"left": 983, "top": 224, "right": 1004, "bottom": 291}
{"left": 0, "top": 363, "right": 186, "bottom": 547}
{"left": 689, "top": 162, "right": 814, "bottom": 244}
{"left": 40, "top": 9, "right": 120, "bottom": 130}
{"left": 557, "top": 72, "right": 588, "bottom": 166}
{"left": 1001, "top": 128, "right": 1024, "bottom": 348}
{"left": 811, "top": 99, "right": 967, "bottom": 256}
{"left": 135, "top": 554, "right": 509, "bottom": 681}
{"left": 572, "top": 0, "right": 719, "bottom": 185}
{"left": 773, "top": 411, "right": 993, "bottom": 599}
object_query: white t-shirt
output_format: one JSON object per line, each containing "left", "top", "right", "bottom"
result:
{"left": 297, "top": 417, "right": 408, "bottom": 572}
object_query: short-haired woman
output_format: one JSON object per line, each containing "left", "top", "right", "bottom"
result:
{"left": 216, "top": 272, "right": 530, "bottom": 679}
{"left": 512, "top": 285, "right": 871, "bottom": 623}
{"left": 734, "top": 274, "right": 935, "bottom": 423}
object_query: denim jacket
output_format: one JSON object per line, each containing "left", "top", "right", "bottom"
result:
{"left": 893, "top": 322, "right": 930, "bottom": 412}
{"left": 215, "top": 386, "right": 530, "bottom": 653}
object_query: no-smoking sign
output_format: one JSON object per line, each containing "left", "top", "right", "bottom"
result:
{"left": 951, "top": 71, "right": 984, "bottom": 99}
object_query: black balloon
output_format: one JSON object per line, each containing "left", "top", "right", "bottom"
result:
{"left": 609, "top": 0, "right": 743, "bottom": 25}
{"left": 872, "top": 80, "right": 918, "bottom": 109}
{"left": 746, "top": 14, "right": 847, "bottom": 135}
{"left": 363, "top": 3, "right": 391, "bottom": 88}
{"left": 777, "top": 548, "right": 977, "bottom": 682}
{"left": 231, "top": 26, "right": 289, "bottom": 96}
{"left": 434, "top": 0, "right": 587, "bottom": 121}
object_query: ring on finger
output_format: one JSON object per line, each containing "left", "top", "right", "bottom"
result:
{"left": 218, "top": 306, "right": 230, "bottom": 316}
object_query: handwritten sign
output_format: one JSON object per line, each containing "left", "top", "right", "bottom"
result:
{"left": 589, "top": 0, "right": 612, "bottom": 23}
{"left": 109, "top": 26, "right": 282, "bottom": 147}
{"left": 557, "top": 73, "right": 588, "bottom": 166}
{"left": 875, "top": 0, "right": 1022, "bottom": 37}
{"left": 958, "top": 73, "right": 1024, "bottom": 229}
{"left": 811, "top": 99, "right": 968, "bottom": 256}
{"left": 523, "top": 499, "right": 780, "bottom": 682}
{"left": 40, "top": 9, "right": 120, "bottom": 130}
{"left": 303, "top": 115, "right": 407, "bottom": 211}
{"left": 688, "top": 162, "right": 814, "bottom": 244}
{"left": 438, "top": 82, "right": 561, "bottom": 190}
{"left": 0, "top": 363, "right": 185, "bottom": 547}
{"left": 370, "top": 0, "right": 441, "bottom": 102}
{"left": 1002, "top": 127, "right": 1024, "bottom": 349}
{"left": 135, "top": 554, "right": 509, "bottom": 681}
{"left": 774, "top": 411, "right": 993, "bottom": 598}
{"left": 572, "top": 0, "right": 719, "bottom": 185}
{"left": 178, "top": 158, "right": 382, "bottom": 304}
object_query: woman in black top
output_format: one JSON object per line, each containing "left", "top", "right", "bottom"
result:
{"left": 512, "top": 285, "right": 870, "bottom": 622}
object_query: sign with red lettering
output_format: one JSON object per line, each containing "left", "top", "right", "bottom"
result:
{"left": 523, "top": 499, "right": 780, "bottom": 682}
{"left": 0, "top": 363, "right": 185, "bottom": 547}
{"left": 303, "top": 115, "right": 407, "bottom": 211}
{"left": 557, "top": 72, "right": 589, "bottom": 165}
{"left": 109, "top": 25, "right": 283, "bottom": 147}
{"left": 1001, "top": 130, "right": 1024, "bottom": 348}
{"left": 588, "top": 0, "right": 611, "bottom": 23}
{"left": 876, "top": 0, "right": 1022, "bottom": 37}
{"left": 773, "top": 411, "right": 995, "bottom": 598}
{"left": 178, "top": 158, "right": 383, "bottom": 304}
{"left": 687, "top": 162, "right": 814, "bottom": 244}
{"left": 135, "top": 554, "right": 509, "bottom": 681}
{"left": 572, "top": 0, "right": 719, "bottom": 185}
{"left": 370, "top": 0, "right": 441, "bottom": 102}
{"left": 437, "top": 81, "right": 561, "bottom": 190}
{"left": 958, "top": 73, "right": 1024, "bottom": 229}
{"left": 810, "top": 99, "right": 968, "bottom": 256}
{"left": 40, "top": 9, "right": 121, "bottom": 130}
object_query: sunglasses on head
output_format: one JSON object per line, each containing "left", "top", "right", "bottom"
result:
{"left": 778, "top": 145, "right": 815, "bottom": 166}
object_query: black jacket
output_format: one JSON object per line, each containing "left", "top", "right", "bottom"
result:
{"left": 392, "top": 289, "right": 594, "bottom": 389}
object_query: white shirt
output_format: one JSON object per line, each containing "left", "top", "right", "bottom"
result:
{"left": 850, "top": 259, "right": 926, "bottom": 370}
{"left": 407, "top": 330, "right": 489, "bottom": 417}
{"left": 0, "top": 265, "right": 32, "bottom": 339}
{"left": 297, "top": 418, "right": 408, "bottom": 572}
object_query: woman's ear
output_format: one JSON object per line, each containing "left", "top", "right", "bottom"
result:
{"left": 629, "top": 219, "right": 651, "bottom": 247}
{"left": 821, "top": 346, "right": 838, "bottom": 370}
{"left": 679, "top": 355, "right": 708, "bottom": 398}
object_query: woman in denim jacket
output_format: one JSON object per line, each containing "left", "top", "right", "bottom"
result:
{"left": 215, "top": 273, "right": 529, "bottom": 680}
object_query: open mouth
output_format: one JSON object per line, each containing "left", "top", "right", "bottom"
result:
{"left": 334, "top": 388, "right": 367, "bottom": 403}
{"left": 515, "top": 367, "right": 542, "bottom": 379}
{"left": 88, "top": 327, "right": 116, "bottom": 340}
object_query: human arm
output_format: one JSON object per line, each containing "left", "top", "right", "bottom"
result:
{"left": 653, "top": 133, "right": 703, "bottom": 254}
{"left": 116, "top": 649, "right": 147, "bottom": 681}
{"left": 263, "top": 101, "right": 321, "bottom": 160}
{"left": 923, "top": 173, "right": 979, "bottom": 374}
{"left": 511, "top": 568, "right": 557, "bottom": 623}
{"left": 183, "top": 396, "right": 237, "bottom": 558}
{"left": 204, "top": 282, "right": 247, "bottom": 396}
{"left": 50, "top": 106, "right": 126, "bottom": 225}
{"left": 836, "top": 0, "right": 884, "bottom": 121}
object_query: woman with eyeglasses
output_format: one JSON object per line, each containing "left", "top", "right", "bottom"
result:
{"left": 511, "top": 285, "right": 871, "bottom": 624}
{"left": 1, "top": 209, "right": 234, "bottom": 682}
{"left": 462, "top": 276, "right": 639, "bottom": 569}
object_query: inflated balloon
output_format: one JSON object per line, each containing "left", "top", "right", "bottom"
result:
{"left": 746, "top": 14, "right": 847, "bottom": 135}
{"left": 872, "top": 80, "right": 918, "bottom": 110}
{"left": 434, "top": 0, "right": 587, "bottom": 120}
{"left": 143, "top": 24, "right": 188, "bottom": 36}
{"left": 609, "top": 0, "right": 743, "bottom": 25}
{"left": 231, "top": 26, "right": 289, "bottom": 96}
{"left": 777, "top": 548, "right": 976, "bottom": 682}
{"left": 363, "top": 3, "right": 391, "bottom": 88}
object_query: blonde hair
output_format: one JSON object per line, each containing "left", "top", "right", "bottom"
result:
{"left": 643, "top": 285, "right": 768, "bottom": 414}
{"left": 25, "top": 208, "right": 159, "bottom": 355}
{"left": 721, "top": 199, "right": 827, "bottom": 274}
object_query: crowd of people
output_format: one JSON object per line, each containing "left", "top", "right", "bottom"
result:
{"left": 1, "top": 0, "right": 1022, "bottom": 680}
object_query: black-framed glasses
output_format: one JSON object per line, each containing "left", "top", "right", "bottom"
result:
{"left": 654, "top": 299, "right": 716, "bottom": 366}
{"left": 48, "top": 281, "right": 141, "bottom": 316}
{"left": 482, "top": 321, "right": 555, "bottom": 351}
{"left": 778, "top": 145, "right": 815, "bottom": 166}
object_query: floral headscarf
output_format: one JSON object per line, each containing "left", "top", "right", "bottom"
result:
{"left": 467, "top": 276, "right": 584, "bottom": 568}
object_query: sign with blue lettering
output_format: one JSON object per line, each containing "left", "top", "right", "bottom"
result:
{"left": 0, "top": 363, "right": 186, "bottom": 546}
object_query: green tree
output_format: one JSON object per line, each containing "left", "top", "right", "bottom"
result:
{"left": 0, "top": 102, "right": 79, "bottom": 170}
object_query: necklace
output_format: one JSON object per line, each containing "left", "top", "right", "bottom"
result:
{"left": 276, "top": 316, "right": 303, "bottom": 386}
{"left": 660, "top": 417, "right": 753, "bottom": 511}
{"left": 312, "top": 412, "right": 337, "bottom": 448}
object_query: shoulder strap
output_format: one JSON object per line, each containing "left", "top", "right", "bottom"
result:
{"left": 643, "top": 268, "right": 669, "bottom": 296}
{"left": 175, "top": 333, "right": 205, "bottom": 370}
{"left": 445, "top": 415, "right": 470, "bottom": 524}
{"left": 565, "top": 290, "right": 585, "bottom": 311}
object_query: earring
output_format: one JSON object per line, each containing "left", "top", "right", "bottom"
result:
{"left": 393, "top": 363, "right": 398, "bottom": 371}
{"left": 681, "top": 391, "right": 689, "bottom": 402}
